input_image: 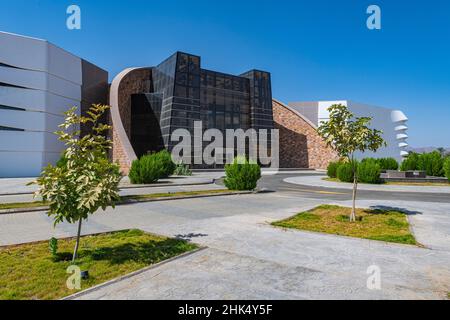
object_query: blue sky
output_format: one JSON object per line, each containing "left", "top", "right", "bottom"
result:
{"left": 1, "top": 0, "right": 449, "bottom": 147}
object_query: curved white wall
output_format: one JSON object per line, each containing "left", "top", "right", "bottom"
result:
{"left": 289, "top": 100, "right": 409, "bottom": 162}
{"left": 0, "top": 31, "right": 82, "bottom": 177}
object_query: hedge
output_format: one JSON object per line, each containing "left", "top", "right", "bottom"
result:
{"left": 128, "top": 150, "right": 176, "bottom": 184}
{"left": 224, "top": 156, "right": 261, "bottom": 191}
{"left": 327, "top": 161, "right": 341, "bottom": 178}
{"left": 444, "top": 158, "right": 450, "bottom": 182}
{"left": 358, "top": 159, "right": 382, "bottom": 184}
{"left": 337, "top": 162, "right": 355, "bottom": 183}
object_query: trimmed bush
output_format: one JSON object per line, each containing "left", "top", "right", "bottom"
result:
{"left": 224, "top": 156, "right": 261, "bottom": 191}
{"left": 128, "top": 150, "right": 176, "bottom": 184}
{"left": 327, "top": 161, "right": 341, "bottom": 178}
{"left": 377, "top": 157, "right": 399, "bottom": 171}
{"left": 417, "top": 151, "right": 444, "bottom": 177}
{"left": 152, "top": 150, "right": 176, "bottom": 178}
{"left": 128, "top": 155, "right": 162, "bottom": 184}
{"left": 444, "top": 157, "right": 450, "bottom": 182}
{"left": 337, "top": 162, "right": 355, "bottom": 183}
{"left": 362, "top": 157, "right": 399, "bottom": 171}
{"left": 401, "top": 153, "right": 419, "bottom": 171}
{"left": 358, "top": 159, "right": 382, "bottom": 184}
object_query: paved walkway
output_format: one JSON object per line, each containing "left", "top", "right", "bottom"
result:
{"left": 0, "top": 172, "right": 223, "bottom": 196}
{"left": 1, "top": 191, "right": 449, "bottom": 300}
{"left": 284, "top": 175, "right": 450, "bottom": 194}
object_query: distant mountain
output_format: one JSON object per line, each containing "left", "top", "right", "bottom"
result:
{"left": 407, "top": 146, "right": 450, "bottom": 154}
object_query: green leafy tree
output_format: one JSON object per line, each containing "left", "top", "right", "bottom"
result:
{"left": 318, "top": 104, "right": 386, "bottom": 222}
{"left": 30, "top": 105, "right": 122, "bottom": 262}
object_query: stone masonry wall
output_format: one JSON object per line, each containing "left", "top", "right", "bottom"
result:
{"left": 110, "top": 68, "right": 152, "bottom": 174}
{"left": 273, "top": 99, "right": 338, "bottom": 169}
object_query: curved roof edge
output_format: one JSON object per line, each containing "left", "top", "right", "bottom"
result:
{"left": 109, "top": 67, "right": 150, "bottom": 164}
{"left": 272, "top": 98, "right": 319, "bottom": 130}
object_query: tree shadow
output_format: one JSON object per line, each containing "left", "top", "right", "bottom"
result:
{"left": 174, "top": 233, "right": 208, "bottom": 241}
{"left": 368, "top": 205, "right": 423, "bottom": 216}
{"left": 87, "top": 238, "right": 192, "bottom": 265}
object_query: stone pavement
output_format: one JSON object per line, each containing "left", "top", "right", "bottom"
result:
{"left": 1, "top": 191, "right": 449, "bottom": 300}
{"left": 284, "top": 175, "right": 450, "bottom": 194}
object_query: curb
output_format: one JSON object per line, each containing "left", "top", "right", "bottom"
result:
{"left": 0, "top": 190, "right": 257, "bottom": 215}
{"left": 284, "top": 176, "right": 450, "bottom": 194}
{"left": 62, "top": 246, "right": 208, "bottom": 300}
{"left": 0, "top": 180, "right": 217, "bottom": 197}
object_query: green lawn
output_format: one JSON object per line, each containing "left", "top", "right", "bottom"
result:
{"left": 0, "top": 201, "right": 47, "bottom": 210}
{"left": 0, "top": 189, "right": 232, "bottom": 211}
{"left": 272, "top": 205, "right": 418, "bottom": 245}
{"left": 0, "top": 229, "right": 197, "bottom": 300}
{"left": 121, "top": 189, "right": 231, "bottom": 201}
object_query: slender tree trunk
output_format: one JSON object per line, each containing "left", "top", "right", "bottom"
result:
{"left": 72, "top": 218, "right": 83, "bottom": 262}
{"left": 351, "top": 176, "right": 357, "bottom": 222}
{"left": 350, "top": 157, "right": 358, "bottom": 222}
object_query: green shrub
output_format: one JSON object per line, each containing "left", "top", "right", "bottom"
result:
{"left": 174, "top": 161, "right": 192, "bottom": 176}
{"left": 358, "top": 159, "right": 382, "bottom": 184}
{"left": 224, "top": 156, "right": 261, "bottom": 191}
{"left": 401, "top": 153, "right": 419, "bottom": 171}
{"left": 417, "top": 151, "right": 444, "bottom": 177}
{"left": 129, "top": 155, "right": 162, "bottom": 184}
{"left": 377, "top": 157, "right": 399, "bottom": 171}
{"left": 327, "top": 161, "right": 341, "bottom": 178}
{"left": 128, "top": 150, "right": 176, "bottom": 184}
{"left": 152, "top": 150, "right": 176, "bottom": 178}
{"left": 362, "top": 157, "right": 399, "bottom": 171}
{"left": 444, "top": 157, "right": 450, "bottom": 182}
{"left": 49, "top": 237, "right": 58, "bottom": 257}
{"left": 337, "top": 162, "right": 355, "bottom": 183}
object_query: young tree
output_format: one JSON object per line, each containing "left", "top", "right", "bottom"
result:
{"left": 31, "top": 105, "right": 122, "bottom": 262}
{"left": 318, "top": 104, "right": 385, "bottom": 222}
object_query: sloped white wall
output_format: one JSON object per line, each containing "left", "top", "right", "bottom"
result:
{"left": 0, "top": 31, "right": 82, "bottom": 178}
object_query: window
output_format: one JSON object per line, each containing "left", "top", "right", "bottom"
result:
{"left": 215, "top": 75, "right": 224, "bottom": 89}
{"left": 225, "top": 113, "right": 232, "bottom": 127}
{"left": 177, "top": 54, "right": 188, "bottom": 72}
{"left": 0, "top": 125, "right": 24, "bottom": 131}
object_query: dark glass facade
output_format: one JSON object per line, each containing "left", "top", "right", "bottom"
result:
{"left": 130, "top": 52, "right": 274, "bottom": 165}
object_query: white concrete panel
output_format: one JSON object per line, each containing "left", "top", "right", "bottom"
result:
{"left": 47, "top": 43, "right": 82, "bottom": 85}
{"left": 0, "top": 66, "right": 81, "bottom": 100}
{"left": 0, "top": 131, "right": 64, "bottom": 153}
{"left": 0, "top": 31, "right": 47, "bottom": 71}
{"left": 317, "top": 100, "right": 347, "bottom": 124}
{"left": 0, "top": 109, "right": 64, "bottom": 132}
{"left": 0, "top": 86, "right": 80, "bottom": 115}
{"left": 348, "top": 101, "right": 404, "bottom": 161}
{"left": 0, "top": 151, "right": 59, "bottom": 178}
{"left": 0, "top": 32, "right": 82, "bottom": 85}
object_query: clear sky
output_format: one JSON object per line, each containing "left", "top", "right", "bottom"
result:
{"left": 1, "top": 0, "right": 449, "bottom": 147}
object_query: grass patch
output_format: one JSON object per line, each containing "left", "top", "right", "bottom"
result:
{"left": 272, "top": 205, "right": 418, "bottom": 246}
{"left": 0, "top": 189, "right": 233, "bottom": 211}
{"left": 0, "top": 201, "right": 47, "bottom": 210}
{"left": 121, "top": 189, "right": 231, "bottom": 201}
{"left": 0, "top": 229, "right": 197, "bottom": 300}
